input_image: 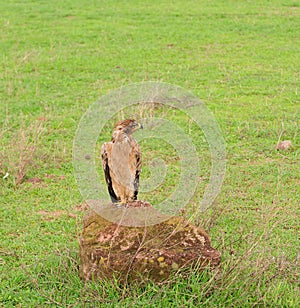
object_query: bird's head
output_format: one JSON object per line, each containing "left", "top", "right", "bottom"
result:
{"left": 113, "top": 119, "right": 143, "bottom": 136}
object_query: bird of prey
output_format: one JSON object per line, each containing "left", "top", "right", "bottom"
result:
{"left": 101, "top": 119, "right": 143, "bottom": 204}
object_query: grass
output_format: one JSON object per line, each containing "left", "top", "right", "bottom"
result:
{"left": 1, "top": 0, "right": 299, "bottom": 306}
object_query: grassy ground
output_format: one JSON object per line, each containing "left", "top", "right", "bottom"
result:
{"left": 1, "top": 0, "right": 299, "bottom": 306}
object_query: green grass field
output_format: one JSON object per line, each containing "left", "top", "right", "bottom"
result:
{"left": 1, "top": 0, "right": 299, "bottom": 306}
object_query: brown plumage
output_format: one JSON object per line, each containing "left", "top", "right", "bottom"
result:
{"left": 101, "top": 119, "right": 143, "bottom": 204}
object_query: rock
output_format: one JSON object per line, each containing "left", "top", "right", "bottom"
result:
{"left": 276, "top": 140, "right": 292, "bottom": 150}
{"left": 79, "top": 209, "right": 221, "bottom": 283}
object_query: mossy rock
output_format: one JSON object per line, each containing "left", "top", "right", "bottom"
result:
{"left": 79, "top": 209, "right": 221, "bottom": 283}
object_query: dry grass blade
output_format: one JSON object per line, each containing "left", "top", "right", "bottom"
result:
{"left": 0, "top": 120, "right": 45, "bottom": 185}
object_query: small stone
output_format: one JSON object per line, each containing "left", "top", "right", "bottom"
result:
{"left": 276, "top": 140, "right": 292, "bottom": 150}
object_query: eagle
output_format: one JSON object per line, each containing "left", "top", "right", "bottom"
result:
{"left": 101, "top": 119, "right": 143, "bottom": 204}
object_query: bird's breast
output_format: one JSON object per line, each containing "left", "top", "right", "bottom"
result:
{"left": 110, "top": 141, "right": 135, "bottom": 183}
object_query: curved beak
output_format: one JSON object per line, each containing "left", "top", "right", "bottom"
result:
{"left": 138, "top": 123, "right": 143, "bottom": 129}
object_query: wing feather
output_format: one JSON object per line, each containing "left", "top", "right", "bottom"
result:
{"left": 132, "top": 142, "right": 142, "bottom": 200}
{"left": 101, "top": 142, "right": 118, "bottom": 203}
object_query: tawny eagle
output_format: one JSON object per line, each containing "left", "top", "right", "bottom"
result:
{"left": 101, "top": 119, "right": 143, "bottom": 204}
